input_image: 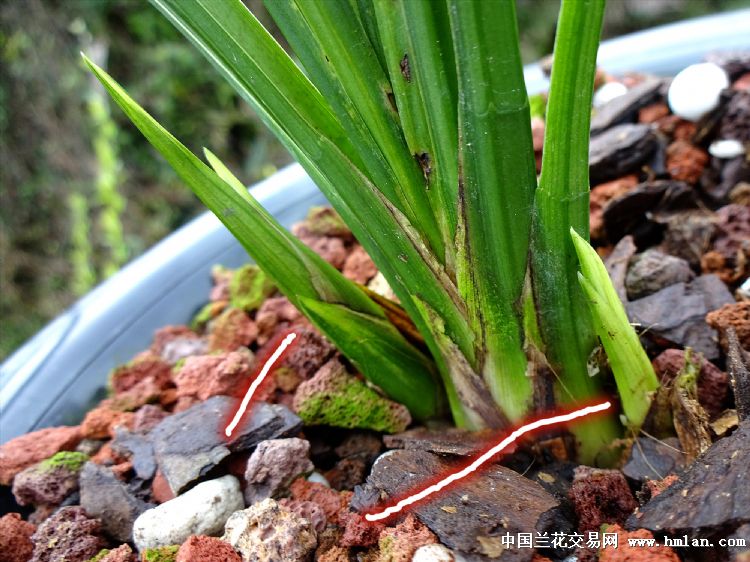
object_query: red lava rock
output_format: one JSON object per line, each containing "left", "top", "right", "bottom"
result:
{"left": 109, "top": 352, "right": 172, "bottom": 395}
{"left": 131, "top": 404, "right": 168, "bottom": 433}
{"left": 316, "top": 546, "right": 350, "bottom": 562}
{"left": 599, "top": 524, "right": 679, "bottom": 562}
{"left": 110, "top": 461, "right": 133, "bottom": 481}
{"left": 652, "top": 349, "right": 730, "bottom": 418}
{"left": 324, "top": 457, "right": 367, "bottom": 491}
{"left": 150, "top": 325, "right": 198, "bottom": 355}
{"left": 638, "top": 102, "right": 670, "bottom": 123}
{"left": 210, "top": 265, "right": 234, "bottom": 302}
{"left": 277, "top": 325, "right": 335, "bottom": 380}
{"left": 665, "top": 140, "right": 709, "bottom": 184}
{"left": 309, "top": 236, "right": 348, "bottom": 270}
{"left": 734, "top": 72, "right": 750, "bottom": 91}
{"left": 111, "top": 378, "right": 166, "bottom": 412}
{"left": 173, "top": 350, "right": 252, "bottom": 400}
{"left": 207, "top": 307, "right": 258, "bottom": 352}
{"left": 81, "top": 403, "right": 134, "bottom": 440}
{"left": 590, "top": 175, "right": 639, "bottom": 240}
{"left": 707, "top": 301, "right": 750, "bottom": 351}
{"left": 0, "top": 426, "right": 81, "bottom": 486}
{"left": 90, "top": 442, "right": 127, "bottom": 467}
{"left": 171, "top": 395, "right": 200, "bottom": 413}
{"left": 569, "top": 466, "right": 638, "bottom": 533}
{"left": 277, "top": 499, "right": 327, "bottom": 534}
{"left": 29, "top": 506, "right": 106, "bottom": 562}
{"left": 255, "top": 296, "right": 303, "bottom": 346}
{"left": 339, "top": 510, "right": 384, "bottom": 548}
{"left": 0, "top": 513, "right": 35, "bottom": 562}
{"left": 342, "top": 245, "right": 378, "bottom": 285}
{"left": 151, "top": 470, "right": 175, "bottom": 504}
{"left": 644, "top": 474, "right": 679, "bottom": 500}
{"left": 709, "top": 204, "right": 750, "bottom": 283}
{"left": 175, "top": 535, "right": 241, "bottom": 562}
{"left": 244, "top": 438, "right": 314, "bottom": 504}
{"left": 13, "top": 463, "right": 82, "bottom": 507}
{"left": 377, "top": 513, "right": 437, "bottom": 561}
{"left": 289, "top": 477, "right": 351, "bottom": 525}
{"left": 96, "top": 544, "right": 136, "bottom": 562}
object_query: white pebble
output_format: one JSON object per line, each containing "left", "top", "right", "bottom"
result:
{"left": 307, "top": 471, "right": 330, "bottom": 487}
{"left": 412, "top": 544, "right": 467, "bottom": 562}
{"left": 709, "top": 139, "right": 745, "bottom": 159}
{"left": 738, "top": 278, "right": 750, "bottom": 300}
{"left": 668, "top": 63, "right": 729, "bottom": 121}
{"left": 593, "top": 81, "right": 628, "bottom": 109}
{"left": 132, "top": 475, "right": 244, "bottom": 551}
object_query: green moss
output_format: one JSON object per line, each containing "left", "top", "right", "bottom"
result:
{"left": 85, "top": 549, "right": 111, "bottom": 562}
{"left": 229, "top": 264, "right": 275, "bottom": 312}
{"left": 142, "top": 545, "right": 179, "bottom": 562}
{"left": 39, "top": 451, "right": 89, "bottom": 473}
{"left": 529, "top": 93, "right": 547, "bottom": 119}
{"left": 305, "top": 206, "right": 351, "bottom": 237}
{"left": 297, "top": 377, "right": 408, "bottom": 433}
{"left": 191, "top": 301, "right": 218, "bottom": 331}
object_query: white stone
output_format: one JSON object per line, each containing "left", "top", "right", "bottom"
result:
{"left": 668, "top": 62, "right": 729, "bottom": 121}
{"left": 132, "top": 475, "right": 243, "bottom": 551}
{"left": 709, "top": 139, "right": 745, "bottom": 159}
{"left": 307, "top": 471, "right": 330, "bottom": 487}
{"left": 412, "top": 544, "right": 466, "bottom": 562}
{"left": 593, "top": 81, "right": 628, "bottom": 108}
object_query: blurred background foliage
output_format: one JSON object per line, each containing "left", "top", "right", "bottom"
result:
{"left": 0, "top": 0, "right": 745, "bottom": 361}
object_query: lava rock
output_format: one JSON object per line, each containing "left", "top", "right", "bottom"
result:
{"left": 30, "top": 506, "right": 106, "bottom": 562}
{"left": 207, "top": 308, "right": 258, "bottom": 353}
{"left": 175, "top": 535, "right": 241, "bottom": 562}
{"left": 293, "top": 359, "right": 411, "bottom": 433}
{"left": 110, "top": 428, "right": 156, "bottom": 480}
{"left": 591, "top": 78, "right": 663, "bottom": 135}
{"left": 244, "top": 438, "right": 314, "bottom": 505}
{"left": 0, "top": 513, "right": 35, "bottom": 562}
{"left": 622, "top": 438, "right": 686, "bottom": 482}
{"left": 228, "top": 264, "right": 276, "bottom": 313}
{"left": 598, "top": 524, "right": 679, "bottom": 562}
{"left": 131, "top": 405, "right": 168, "bottom": 434}
{"left": 665, "top": 140, "right": 709, "bottom": 184}
{"left": 358, "top": 449, "right": 560, "bottom": 562}
{"left": 377, "top": 513, "right": 438, "bottom": 561}
{"left": 79, "top": 462, "right": 154, "bottom": 543}
{"left": 589, "top": 124, "right": 657, "bottom": 185}
{"left": 568, "top": 467, "right": 638, "bottom": 533}
{"left": 12, "top": 452, "right": 88, "bottom": 507}
{"left": 0, "top": 426, "right": 82, "bottom": 486}
{"left": 707, "top": 301, "right": 750, "bottom": 352}
{"left": 133, "top": 475, "right": 243, "bottom": 551}
{"left": 625, "top": 249, "right": 695, "bottom": 300}
{"left": 92, "top": 544, "right": 137, "bottom": 562}
{"left": 627, "top": 421, "right": 750, "bottom": 536}
{"left": 324, "top": 457, "right": 367, "bottom": 491}
{"left": 172, "top": 350, "right": 253, "bottom": 401}
{"left": 342, "top": 244, "right": 378, "bottom": 285}
{"left": 222, "top": 498, "right": 317, "bottom": 562}
{"left": 277, "top": 498, "right": 327, "bottom": 534}
{"left": 149, "top": 396, "right": 302, "bottom": 494}
{"left": 279, "top": 325, "right": 336, "bottom": 380}
{"left": 109, "top": 352, "right": 172, "bottom": 395}
{"left": 255, "top": 297, "right": 303, "bottom": 346}
{"left": 626, "top": 274, "right": 735, "bottom": 360}
{"left": 289, "top": 478, "right": 350, "bottom": 526}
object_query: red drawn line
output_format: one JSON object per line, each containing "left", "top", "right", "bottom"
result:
{"left": 224, "top": 331, "right": 298, "bottom": 437}
{"left": 364, "top": 400, "right": 612, "bottom": 522}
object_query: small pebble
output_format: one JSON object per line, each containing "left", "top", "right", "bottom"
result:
{"left": 668, "top": 62, "right": 729, "bottom": 121}
{"left": 307, "top": 472, "right": 330, "bottom": 487}
{"left": 412, "top": 544, "right": 465, "bottom": 562}
{"left": 593, "top": 81, "right": 628, "bottom": 108}
{"left": 709, "top": 139, "right": 745, "bottom": 159}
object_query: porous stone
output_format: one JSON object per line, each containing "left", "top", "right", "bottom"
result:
{"left": 568, "top": 467, "right": 638, "bottom": 533}
{"left": 0, "top": 426, "right": 81, "bottom": 486}
{"left": 207, "top": 308, "right": 258, "bottom": 353}
{"left": 0, "top": 513, "right": 35, "bottom": 562}
{"left": 277, "top": 499, "right": 327, "bottom": 534}
{"left": 625, "top": 250, "right": 695, "bottom": 300}
{"left": 589, "top": 124, "right": 657, "bottom": 184}
{"left": 626, "top": 274, "right": 735, "bottom": 360}
{"left": 149, "top": 396, "right": 301, "bottom": 494}
{"left": 229, "top": 265, "right": 276, "bottom": 313}
{"left": 133, "top": 475, "right": 243, "bottom": 551}
{"left": 254, "top": 296, "right": 302, "bottom": 345}
{"left": 160, "top": 337, "right": 208, "bottom": 366}
{"left": 140, "top": 546, "right": 178, "bottom": 562}
{"left": 79, "top": 462, "right": 154, "bottom": 543}
{"left": 665, "top": 140, "right": 709, "bottom": 184}
{"left": 707, "top": 301, "right": 750, "bottom": 351}
{"left": 598, "top": 525, "right": 679, "bottom": 562}
{"left": 589, "top": 175, "right": 639, "bottom": 240}
{"left": 358, "top": 449, "right": 559, "bottom": 562}
{"left": 342, "top": 245, "right": 378, "bottom": 285}
{"left": 91, "top": 544, "right": 137, "bottom": 562}
{"left": 12, "top": 452, "right": 88, "bottom": 506}
{"left": 278, "top": 325, "right": 336, "bottom": 380}
{"left": 628, "top": 420, "right": 750, "bottom": 535}
{"left": 377, "top": 513, "right": 437, "bottom": 562}
{"left": 289, "top": 478, "right": 350, "bottom": 525}
{"left": 243, "top": 438, "right": 314, "bottom": 505}
{"left": 109, "top": 352, "right": 172, "bottom": 395}
{"left": 81, "top": 403, "right": 134, "bottom": 440}
{"left": 175, "top": 535, "right": 241, "bottom": 562}
{"left": 30, "top": 506, "right": 106, "bottom": 562}
{"left": 222, "top": 498, "right": 317, "bottom": 562}
{"left": 293, "top": 359, "right": 411, "bottom": 433}
{"left": 172, "top": 350, "right": 253, "bottom": 401}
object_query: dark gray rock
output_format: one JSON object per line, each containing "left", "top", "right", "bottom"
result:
{"left": 589, "top": 123, "right": 657, "bottom": 184}
{"left": 622, "top": 437, "right": 686, "bottom": 482}
{"left": 356, "top": 449, "right": 562, "bottom": 562}
{"left": 382, "top": 426, "right": 497, "bottom": 457}
{"left": 110, "top": 428, "right": 156, "bottom": 480}
{"left": 150, "top": 396, "right": 302, "bottom": 494}
{"left": 591, "top": 78, "right": 664, "bottom": 135}
{"left": 79, "top": 462, "right": 154, "bottom": 543}
{"left": 626, "top": 274, "right": 734, "bottom": 360}
{"left": 605, "top": 235, "right": 637, "bottom": 303}
{"left": 625, "top": 249, "right": 695, "bottom": 300}
{"left": 627, "top": 421, "right": 750, "bottom": 536}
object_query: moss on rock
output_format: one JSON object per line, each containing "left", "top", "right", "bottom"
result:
{"left": 142, "top": 545, "right": 179, "bottom": 562}
{"left": 229, "top": 264, "right": 275, "bottom": 312}
{"left": 39, "top": 451, "right": 89, "bottom": 473}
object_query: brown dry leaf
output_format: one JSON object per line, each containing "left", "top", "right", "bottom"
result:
{"left": 440, "top": 505, "right": 457, "bottom": 514}
{"left": 477, "top": 535, "right": 504, "bottom": 558}
{"left": 671, "top": 349, "right": 712, "bottom": 462}
{"left": 710, "top": 409, "right": 739, "bottom": 437}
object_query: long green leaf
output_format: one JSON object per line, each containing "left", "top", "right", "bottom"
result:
{"left": 571, "top": 229, "right": 659, "bottom": 430}
{"left": 373, "top": 0, "right": 458, "bottom": 265}
{"left": 84, "top": 54, "right": 445, "bottom": 411}
{"left": 299, "top": 298, "right": 444, "bottom": 420}
{"left": 449, "top": 0, "right": 535, "bottom": 422}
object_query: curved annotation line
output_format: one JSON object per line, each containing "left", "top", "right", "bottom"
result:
{"left": 364, "top": 401, "right": 612, "bottom": 522}
{"left": 224, "top": 331, "right": 298, "bottom": 437}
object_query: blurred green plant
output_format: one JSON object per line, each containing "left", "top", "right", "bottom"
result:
{"left": 87, "top": 0, "right": 663, "bottom": 462}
